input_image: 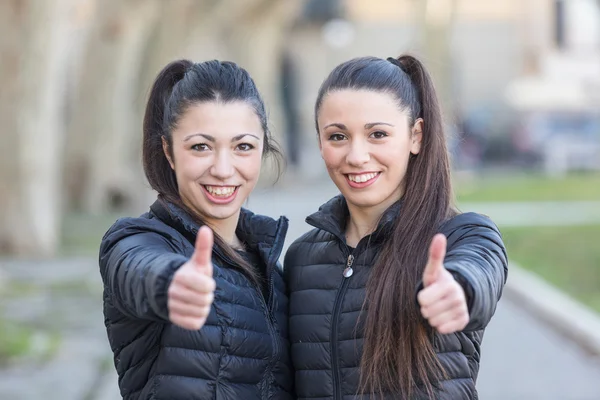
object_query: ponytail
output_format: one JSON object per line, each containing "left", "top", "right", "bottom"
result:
{"left": 142, "top": 59, "right": 192, "bottom": 196}
{"left": 359, "top": 54, "right": 454, "bottom": 399}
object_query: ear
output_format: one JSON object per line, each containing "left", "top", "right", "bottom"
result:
{"left": 161, "top": 136, "right": 175, "bottom": 170}
{"left": 410, "top": 118, "right": 424, "bottom": 155}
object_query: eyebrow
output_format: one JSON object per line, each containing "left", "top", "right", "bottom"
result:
{"left": 183, "top": 133, "right": 261, "bottom": 142}
{"left": 323, "top": 122, "right": 395, "bottom": 130}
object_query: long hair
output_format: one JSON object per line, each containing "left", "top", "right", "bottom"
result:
{"left": 142, "top": 59, "right": 283, "bottom": 283}
{"left": 315, "top": 54, "right": 456, "bottom": 398}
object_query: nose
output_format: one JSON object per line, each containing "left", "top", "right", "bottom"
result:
{"left": 210, "top": 150, "right": 235, "bottom": 180}
{"left": 346, "top": 140, "right": 370, "bottom": 167}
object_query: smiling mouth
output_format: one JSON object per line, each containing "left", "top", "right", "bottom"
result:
{"left": 203, "top": 185, "right": 237, "bottom": 197}
{"left": 345, "top": 172, "right": 381, "bottom": 188}
{"left": 201, "top": 185, "right": 240, "bottom": 203}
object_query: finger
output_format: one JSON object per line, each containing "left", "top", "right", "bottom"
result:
{"left": 192, "top": 226, "right": 214, "bottom": 276}
{"left": 169, "top": 284, "right": 212, "bottom": 305}
{"left": 422, "top": 234, "right": 447, "bottom": 287}
{"left": 178, "top": 271, "right": 216, "bottom": 293}
{"left": 427, "top": 306, "right": 468, "bottom": 329}
{"left": 420, "top": 292, "right": 464, "bottom": 319}
{"left": 417, "top": 279, "right": 453, "bottom": 308}
{"left": 169, "top": 300, "right": 212, "bottom": 319}
{"left": 170, "top": 314, "right": 207, "bottom": 331}
{"left": 436, "top": 315, "right": 470, "bottom": 335}
{"left": 169, "top": 285, "right": 215, "bottom": 307}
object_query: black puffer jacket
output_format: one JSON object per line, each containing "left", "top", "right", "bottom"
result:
{"left": 285, "top": 196, "right": 507, "bottom": 400}
{"left": 99, "top": 200, "right": 293, "bottom": 400}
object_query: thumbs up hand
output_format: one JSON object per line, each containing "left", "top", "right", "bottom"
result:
{"left": 417, "top": 234, "right": 469, "bottom": 334}
{"left": 168, "top": 226, "right": 216, "bottom": 330}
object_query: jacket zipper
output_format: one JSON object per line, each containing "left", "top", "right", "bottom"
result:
{"left": 216, "top": 248, "right": 279, "bottom": 399}
{"left": 331, "top": 252, "right": 355, "bottom": 400}
{"left": 261, "top": 268, "right": 280, "bottom": 399}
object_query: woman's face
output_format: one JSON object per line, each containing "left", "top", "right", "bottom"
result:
{"left": 164, "top": 101, "right": 264, "bottom": 227}
{"left": 317, "top": 89, "right": 422, "bottom": 214}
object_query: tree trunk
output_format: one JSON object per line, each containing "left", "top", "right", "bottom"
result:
{"left": 65, "top": 0, "right": 160, "bottom": 214}
{"left": 221, "top": 0, "right": 302, "bottom": 185}
{"left": 0, "top": 0, "right": 74, "bottom": 257}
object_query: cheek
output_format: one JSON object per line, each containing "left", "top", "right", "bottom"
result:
{"left": 320, "top": 144, "right": 342, "bottom": 169}
{"left": 239, "top": 154, "right": 263, "bottom": 179}
{"left": 172, "top": 152, "right": 208, "bottom": 181}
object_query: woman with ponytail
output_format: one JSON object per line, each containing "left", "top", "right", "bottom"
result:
{"left": 285, "top": 55, "right": 507, "bottom": 399}
{"left": 99, "top": 59, "right": 293, "bottom": 399}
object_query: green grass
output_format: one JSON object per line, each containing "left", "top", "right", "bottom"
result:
{"left": 0, "top": 320, "right": 34, "bottom": 364}
{"left": 455, "top": 172, "right": 600, "bottom": 202}
{"left": 501, "top": 224, "right": 600, "bottom": 312}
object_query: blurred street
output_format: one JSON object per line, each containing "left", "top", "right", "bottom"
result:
{"left": 2, "top": 1, "right": 600, "bottom": 399}
{"left": 1, "top": 178, "right": 600, "bottom": 400}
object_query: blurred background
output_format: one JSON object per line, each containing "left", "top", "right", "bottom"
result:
{"left": 1, "top": 0, "right": 600, "bottom": 399}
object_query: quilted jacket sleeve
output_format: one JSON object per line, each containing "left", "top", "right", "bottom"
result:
{"left": 441, "top": 212, "right": 508, "bottom": 332}
{"left": 99, "top": 217, "right": 189, "bottom": 322}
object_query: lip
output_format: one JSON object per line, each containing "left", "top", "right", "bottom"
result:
{"left": 201, "top": 185, "right": 240, "bottom": 204}
{"left": 345, "top": 172, "right": 381, "bottom": 189}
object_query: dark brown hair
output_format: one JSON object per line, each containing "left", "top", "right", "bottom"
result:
{"left": 142, "top": 59, "right": 283, "bottom": 283}
{"left": 315, "top": 55, "right": 456, "bottom": 398}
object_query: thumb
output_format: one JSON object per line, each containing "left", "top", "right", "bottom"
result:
{"left": 192, "top": 226, "right": 214, "bottom": 276}
{"left": 423, "top": 233, "right": 447, "bottom": 287}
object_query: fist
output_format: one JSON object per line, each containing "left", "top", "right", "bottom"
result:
{"left": 168, "top": 226, "right": 216, "bottom": 330}
{"left": 417, "top": 234, "right": 469, "bottom": 334}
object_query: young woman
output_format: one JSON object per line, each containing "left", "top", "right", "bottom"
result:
{"left": 285, "top": 55, "right": 508, "bottom": 399}
{"left": 99, "top": 59, "right": 293, "bottom": 399}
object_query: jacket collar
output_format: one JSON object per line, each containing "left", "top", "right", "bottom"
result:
{"left": 149, "top": 198, "right": 288, "bottom": 269}
{"left": 305, "top": 194, "right": 401, "bottom": 244}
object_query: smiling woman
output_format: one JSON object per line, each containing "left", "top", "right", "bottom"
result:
{"left": 285, "top": 55, "right": 508, "bottom": 400}
{"left": 98, "top": 59, "right": 293, "bottom": 400}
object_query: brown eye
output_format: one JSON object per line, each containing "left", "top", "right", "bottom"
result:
{"left": 191, "top": 143, "right": 210, "bottom": 151}
{"left": 370, "top": 131, "right": 388, "bottom": 139}
{"left": 236, "top": 143, "right": 255, "bottom": 151}
{"left": 328, "top": 133, "right": 346, "bottom": 141}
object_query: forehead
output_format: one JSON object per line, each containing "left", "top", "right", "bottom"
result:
{"left": 173, "top": 101, "right": 263, "bottom": 138}
{"left": 318, "top": 89, "right": 407, "bottom": 125}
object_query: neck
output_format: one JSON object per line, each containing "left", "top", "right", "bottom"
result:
{"left": 345, "top": 188, "right": 403, "bottom": 247}
{"left": 182, "top": 198, "right": 242, "bottom": 248}
{"left": 205, "top": 213, "right": 241, "bottom": 247}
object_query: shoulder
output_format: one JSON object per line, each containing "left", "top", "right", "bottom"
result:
{"left": 440, "top": 212, "right": 501, "bottom": 236}
{"left": 100, "top": 213, "right": 186, "bottom": 255}
{"left": 284, "top": 227, "right": 338, "bottom": 268}
{"left": 439, "top": 211, "right": 506, "bottom": 253}
{"left": 288, "top": 227, "right": 337, "bottom": 251}
{"left": 238, "top": 208, "right": 288, "bottom": 245}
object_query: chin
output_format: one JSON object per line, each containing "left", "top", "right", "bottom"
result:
{"left": 202, "top": 203, "right": 241, "bottom": 220}
{"left": 344, "top": 195, "right": 383, "bottom": 209}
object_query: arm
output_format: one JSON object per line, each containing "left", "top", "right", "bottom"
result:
{"left": 442, "top": 213, "right": 508, "bottom": 332}
{"left": 99, "top": 218, "right": 189, "bottom": 322}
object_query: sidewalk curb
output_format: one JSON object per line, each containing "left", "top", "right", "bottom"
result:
{"left": 504, "top": 262, "right": 600, "bottom": 357}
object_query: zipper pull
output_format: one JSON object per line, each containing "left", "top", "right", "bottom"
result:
{"left": 343, "top": 254, "right": 354, "bottom": 278}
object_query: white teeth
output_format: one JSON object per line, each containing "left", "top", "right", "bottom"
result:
{"left": 348, "top": 172, "right": 378, "bottom": 183}
{"left": 205, "top": 186, "right": 235, "bottom": 196}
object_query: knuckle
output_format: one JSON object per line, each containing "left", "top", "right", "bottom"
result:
{"left": 208, "top": 278, "right": 217, "bottom": 291}
{"left": 200, "top": 305, "right": 211, "bottom": 317}
{"left": 202, "top": 292, "right": 215, "bottom": 305}
{"left": 452, "top": 297, "right": 463, "bottom": 308}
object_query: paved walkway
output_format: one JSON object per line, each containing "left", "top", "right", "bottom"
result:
{"left": 1, "top": 180, "right": 599, "bottom": 399}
